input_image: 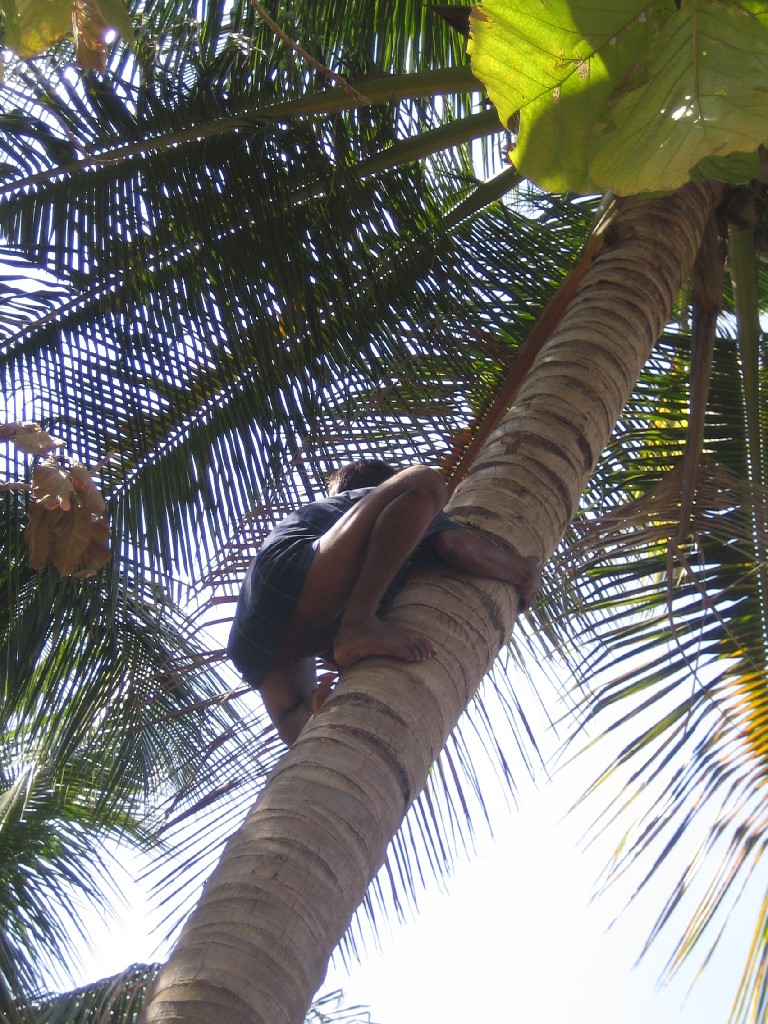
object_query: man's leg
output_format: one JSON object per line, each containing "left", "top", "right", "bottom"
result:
{"left": 261, "top": 470, "right": 540, "bottom": 745}
{"left": 260, "top": 466, "right": 446, "bottom": 746}
{"left": 259, "top": 658, "right": 319, "bottom": 746}
{"left": 295, "top": 465, "right": 448, "bottom": 666}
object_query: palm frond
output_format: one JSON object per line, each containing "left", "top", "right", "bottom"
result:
{"left": 511, "top": 193, "right": 768, "bottom": 1017}
{"left": 0, "top": 483, "right": 265, "bottom": 1008}
{"left": 32, "top": 964, "right": 156, "bottom": 1024}
{"left": 0, "top": 9, "right": 592, "bottom": 1004}
{"left": 32, "top": 966, "right": 372, "bottom": 1024}
{"left": 0, "top": 745, "right": 146, "bottom": 1009}
{"left": 553, "top": 451, "right": 768, "bottom": 1010}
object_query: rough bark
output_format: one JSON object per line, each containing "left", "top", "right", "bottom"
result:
{"left": 141, "top": 181, "right": 723, "bottom": 1024}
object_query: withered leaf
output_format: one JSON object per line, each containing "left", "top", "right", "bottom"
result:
{"left": 1, "top": 421, "right": 65, "bottom": 455}
{"left": 51, "top": 504, "right": 94, "bottom": 576}
{"left": 32, "top": 461, "right": 76, "bottom": 511}
{"left": 74, "top": 518, "right": 111, "bottom": 578}
{"left": 23, "top": 452, "right": 111, "bottom": 577}
{"left": 70, "top": 461, "right": 106, "bottom": 514}
{"left": 72, "top": 0, "right": 109, "bottom": 73}
{"left": 24, "top": 503, "right": 54, "bottom": 571}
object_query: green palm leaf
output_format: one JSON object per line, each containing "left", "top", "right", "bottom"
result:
{"left": 0, "top": 2, "right": 592, "bottom": 1009}
{"left": 12, "top": 1, "right": 768, "bottom": 1019}
{"left": 546, "top": 266, "right": 768, "bottom": 1016}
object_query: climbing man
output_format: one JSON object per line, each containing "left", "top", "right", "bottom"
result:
{"left": 228, "top": 460, "right": 540, "bottom": 745}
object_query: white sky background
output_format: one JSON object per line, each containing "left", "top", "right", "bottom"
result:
{"left": 326, "top": 768, "right": 763, "bottom": 1024}
{"left": 68, "top": 655, "right": 765, "bottom": 1024}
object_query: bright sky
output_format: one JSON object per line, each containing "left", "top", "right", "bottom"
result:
{"left": 69, "top": 670, "right": 764, "bottom": 1024}
{"left": 322, "top": 772, "right": 761, "bottom": 1024}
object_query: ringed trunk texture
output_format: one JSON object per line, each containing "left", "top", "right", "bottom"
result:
{"left": 141, "top": 181, "right": 723, "bottom": 1024}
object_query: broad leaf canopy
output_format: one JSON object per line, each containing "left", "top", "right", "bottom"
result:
{"left": 468, "top": 0, "right": 768, "bottom": 194}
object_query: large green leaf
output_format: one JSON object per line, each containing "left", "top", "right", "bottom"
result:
{"left": 7, "top": 0, "right": 133, "bottom": 59}
{"left": 467, "top": 0, "right": 672, "bottom": 193}
{"left": 9, "top": 0, "right": 71, "bottom": 56}
{"left": 590, "top": 0, "right": 768, "bottom": 193}
{"left": 468, "top": 0, "right": 768, "bottom": 195}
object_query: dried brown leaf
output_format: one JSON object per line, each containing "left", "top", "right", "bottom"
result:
{"left": 32, "top": 461, "right": 76, "bottom": 511}
{"left": 1, "top": 421, "right": 65, "bottom": 455}
{"left": 72, "top": 0, "right": 108, "bottom": 73}
{"left": 24, "top": 503, "right": 55, "bottom": 571}
{"left": 51, "top": 505, "right": 94, "bottom": 576}
{"left": 70, "top": 461, "right": 106, "bottom": 514}
{"left": 74, "top": 518, "right": 111, "bottom": 578}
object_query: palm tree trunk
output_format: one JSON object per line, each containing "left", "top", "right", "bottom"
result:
{"left": 140, "top": 180, "right": 723, "bottom": 1024}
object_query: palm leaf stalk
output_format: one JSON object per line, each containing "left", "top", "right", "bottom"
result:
{"left": 0, "top": 65, "right": 486, "bottom": 197}
{"left": 730, "top": 211, "right": 768, "bottom": 644}
{"left": 1, "top": 62, "right": 516, "bottom": 586}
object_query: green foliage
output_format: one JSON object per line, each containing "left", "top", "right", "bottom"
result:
{"left": 0, "top": 0, "right": 588, "bottom": 1014}
{"left": 3, "top": 0, "right": 768, "bottom": 1021}
{"left": 31, "top": 970, "right": 370, "bottom": 1024}
{"left": 468, "top": 0, "right": 768, "bottom": 195}
{"left": 1, "top": 0, "right": 133, "bottom": 61}
{"left": 547, "top": 314, "right": 768, "bottom": 1020}
{"left": 0, "top": 483, "right": 262, "bottom": 1015}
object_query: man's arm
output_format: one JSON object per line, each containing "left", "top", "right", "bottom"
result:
{"left": 426, "top": 529, "right": 541, "bottom": 610}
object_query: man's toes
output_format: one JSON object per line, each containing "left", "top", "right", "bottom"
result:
{"left": 399, "top": 634, "right": 427, "bottom": 662}
{"left": 412, "top": 635, "right": 435, "bottom": 661}
{"left": 406, "top": 639, "right": 425, "bottom": 662}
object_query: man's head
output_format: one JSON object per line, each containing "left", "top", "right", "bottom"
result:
{"left": 327, "top": 459, "right": 397, "bottom": 495}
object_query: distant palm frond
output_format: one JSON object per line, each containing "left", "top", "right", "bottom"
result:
{"left": 553, "top": 452, "right": 768, "bottom": 1012}
{"left": 16, "top": 0, "right": 768, "bottom": 1015}
{"left": 32, "top": 967, "right": 372, "bottom": 1024}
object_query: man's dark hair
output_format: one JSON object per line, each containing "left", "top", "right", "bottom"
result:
{"left": 327, "top": 459, "right": 397, "bottom": 495}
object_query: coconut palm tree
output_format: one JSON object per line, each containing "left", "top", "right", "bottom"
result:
{"left": 0, "top": 1, "right": 584, "bottom": 1018}
{"left": 2, "top": 1, "right": 768, "bottom": 1022}
{"left": 141, "top": 181, "right": 739, "bottom": 1024}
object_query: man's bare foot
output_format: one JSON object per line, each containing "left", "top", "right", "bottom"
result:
{"left": 334, "top": 615, "right": 436, "bottom": 667}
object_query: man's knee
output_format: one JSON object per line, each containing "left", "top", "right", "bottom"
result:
{"left": 391, "top": 465, "right": 448, "bottom": 513}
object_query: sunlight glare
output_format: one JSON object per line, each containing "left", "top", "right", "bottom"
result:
{"left": 671, "top": 98, "right": 696, "bottom": 121}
